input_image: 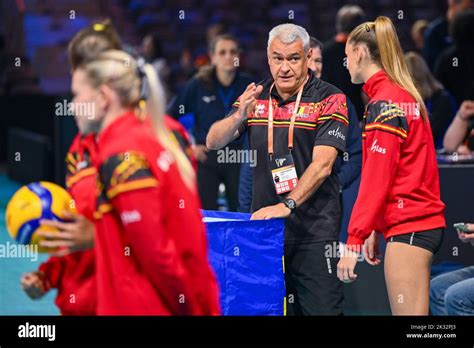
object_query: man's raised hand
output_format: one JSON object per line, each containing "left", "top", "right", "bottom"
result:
{"left": 237, "top": 82, "right": 263, "bottom": 120}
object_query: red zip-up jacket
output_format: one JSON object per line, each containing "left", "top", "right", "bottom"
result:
{"left": 93, "top": 111, "right": 220, "bottom": 315}
{"left": 37, "top": 117, "right": 193, "bottom": 315}
{"left": 38, "top": 134, "right": 98, "bottom": 315}
{"left": 347, "top": 70, "right": 446, "bottom": 249}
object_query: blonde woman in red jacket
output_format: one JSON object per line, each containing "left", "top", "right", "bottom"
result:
{"left": 337, "top": 16, "right": 446, "bottom": 315}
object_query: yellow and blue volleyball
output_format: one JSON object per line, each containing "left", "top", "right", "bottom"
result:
{"left": 5, "top": 181, "right": 76, "bottom": 252}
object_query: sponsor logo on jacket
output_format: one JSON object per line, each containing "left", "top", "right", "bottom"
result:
{"left": 370, "top": 139, "right": 386, "bottom": 154}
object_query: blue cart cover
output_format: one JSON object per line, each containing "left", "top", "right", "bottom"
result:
{"left": 202, "top": 210, "right": 285, "bottom": 316}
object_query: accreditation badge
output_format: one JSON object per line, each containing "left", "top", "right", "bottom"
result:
{"left": 269, "top": 153, "right": 299, "bottom": 195}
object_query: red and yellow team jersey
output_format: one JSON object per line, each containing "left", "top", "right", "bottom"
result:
{"left": 39, "top": 133, "right": 98, "bottom": 315}
{"left": 93, "top": 111, "right": 220, "bottom": 315}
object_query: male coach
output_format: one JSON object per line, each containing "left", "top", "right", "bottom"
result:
{"left": 207, "top": 23, "right": 349, "bottom": 315}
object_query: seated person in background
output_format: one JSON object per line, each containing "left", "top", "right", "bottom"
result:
{"left": 405, "top": 52, "right": 457, "bottom": 149}
{"left": 430, "top": 223, "right": 474, "bottom": 315}
{"left": 443, "top": 100, "right": 474, "bottom": 154}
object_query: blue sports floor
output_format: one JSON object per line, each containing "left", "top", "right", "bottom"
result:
{"left": 0, "top": 174, "right": 59, "bottom": 315}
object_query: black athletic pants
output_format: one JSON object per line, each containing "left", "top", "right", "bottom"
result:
{"left": 285, "top": 241, "right": 344, "bottom": 315}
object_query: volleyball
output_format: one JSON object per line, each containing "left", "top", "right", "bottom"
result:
{"left": 5, "top": 182, "right": 76, "bottom": 253}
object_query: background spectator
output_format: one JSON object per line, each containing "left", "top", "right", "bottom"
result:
{"left": 142, "top": 33, "right": 171, "bottom": 89}
{"left": 423, "top": 0, "right": 472, "bottom": 70}
{"left": 430, "top": 223, "right": 474, "bottom": 315}
{"left": 443, "top": 100, "right": 474, "bottom": 153}
{"left": 308, "top": 36, "right": 323, "bottom": 78}
{"left": 167, "top": 34, "right": 254, "bottom": 211}
{"left": 321, "top": 5, "right": 365, "bottom": 118}
{"left": 405, "top": 51, "right": 457, "bottom": 149}
{"left": 434, "top": 8, "right": 474, "bottom": 107}
{"left": 411, "top": 19, "right": 429, "bottom": 52}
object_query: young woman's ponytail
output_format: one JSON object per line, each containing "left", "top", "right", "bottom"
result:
{"left": 349, "top": 16, "right": 428, "bottom": 120}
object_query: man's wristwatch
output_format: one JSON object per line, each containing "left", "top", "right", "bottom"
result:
{"left": 282, "top": 198, "right": 297, "bottom": 213}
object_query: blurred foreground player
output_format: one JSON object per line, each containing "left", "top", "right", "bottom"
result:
{"left": 18, "top": 20, "right": 123, "bottom": 315}
{"left": 71, "top": 49, "right": 219, "bottom": 315}
{"left": 22, "top": 21, "right": 199, "bottom": 315}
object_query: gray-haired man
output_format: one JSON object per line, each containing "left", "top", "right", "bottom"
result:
{"left": 207, "top": 23, "right": 348, "bottom": 315}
